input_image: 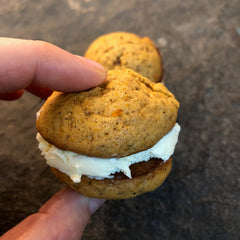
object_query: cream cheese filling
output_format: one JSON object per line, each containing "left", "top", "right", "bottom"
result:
{"left": 36, "top": 123, "right": 180, "bottom": 183}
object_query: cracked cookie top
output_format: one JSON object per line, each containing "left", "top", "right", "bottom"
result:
{"left": 84, "top": 32, "right": 163, "bottom": 82}
{"left": 36, "top": 69, "right": 179, "bottom": 158}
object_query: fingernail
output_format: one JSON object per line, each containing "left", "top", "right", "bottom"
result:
{"left": 89, "top": 198, "right": 106, "bottom": 214}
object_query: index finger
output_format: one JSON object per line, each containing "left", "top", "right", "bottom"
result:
{"left": 0, "top": 38, "right": 107, "bottom": 96}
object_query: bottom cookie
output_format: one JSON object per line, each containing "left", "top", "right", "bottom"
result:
{"left": 51, "top": 158, "right": 172, "bottom": 199}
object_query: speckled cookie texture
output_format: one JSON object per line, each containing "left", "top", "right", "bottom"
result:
{"left": 84, "top": 32, "right": 163, "bottom": 82}
{"left": 36, "top": 69, "right": 179, "bottom": 158}
{"left": 51, "top": 158, "right": 172, "bottom": 199}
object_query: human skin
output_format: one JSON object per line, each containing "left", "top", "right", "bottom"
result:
{"left": 0, "top": 38, "right": 107, "bottom": 240}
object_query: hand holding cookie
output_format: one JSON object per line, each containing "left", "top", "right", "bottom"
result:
{"left": 0, "top": 37, "right": 107, "bottom": 240}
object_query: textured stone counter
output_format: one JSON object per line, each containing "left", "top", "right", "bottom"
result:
{"left": 0, "top": 0, "right": 239, "bottom": 239}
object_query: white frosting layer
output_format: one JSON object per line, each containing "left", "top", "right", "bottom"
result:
{"left": 36, "top": 123, "right": 180, "bottom": 183}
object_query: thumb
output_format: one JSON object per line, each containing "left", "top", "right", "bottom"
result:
{"left": 1, "top": 187, "right": 105, "bottom": 240}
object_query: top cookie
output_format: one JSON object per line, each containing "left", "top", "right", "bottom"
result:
{"left": 36, "top": 69, "right": 179, "bottom": 158}
{"left": 84, "top": 32, "right": 163, "bottom": 83}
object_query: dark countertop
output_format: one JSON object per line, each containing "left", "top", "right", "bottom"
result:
{"left": 0, "top": 0, "right": 239, "bottom": 239}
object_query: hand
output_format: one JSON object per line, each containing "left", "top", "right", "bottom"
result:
{"left": 1, "top": 187, "right": 105, "bottom": 240}
{"left": 0, "top": 37, "right": 107, "bottom": 100}
{"left": 0, "top": 38, "right": 107, "bottom": 239}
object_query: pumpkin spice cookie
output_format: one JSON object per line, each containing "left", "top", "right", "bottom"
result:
{"left": 84, "top": 32, "right": 163, "bottom": 82}
{"left": 36, "top": 69, "right": 180, "bottom": 199}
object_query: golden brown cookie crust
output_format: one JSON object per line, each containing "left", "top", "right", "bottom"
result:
{"left": 85, "top": 31, "right": 163, "bottom": 82}
{"left": 51, "top": 158, "right": 172, "bottom": 199}
{"left": 36, "top": 69, "right": 179, "bottom": 158}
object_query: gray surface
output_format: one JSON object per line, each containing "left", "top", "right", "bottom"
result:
{"left": 0, "top": 0, "right": 240, "bottom": 239}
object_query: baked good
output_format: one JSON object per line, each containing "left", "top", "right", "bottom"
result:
{"left": 36, "top": 69, "right": 180, "bottom": 199}
{"left": 51, "top": 158, "right": 172, "bottom": 199}
{"left": 84, "top": 32, "right": 163, "bottom": 83}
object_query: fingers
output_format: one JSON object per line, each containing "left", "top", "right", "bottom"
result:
{"left": 0, "top": 87, "right": 52, "bottom": 101}
{"left": 1, "top": 187, "right": 106, "bottom": 240}
{"left": 0, "top": 38, "right": 107, "bottom": 96}
{"left": 25, "top": 85, "right": 53, "bottom": 99}
{"left": 0, "top": 90, "right": 24, "bottom": 100}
